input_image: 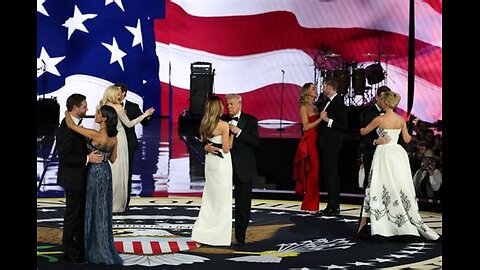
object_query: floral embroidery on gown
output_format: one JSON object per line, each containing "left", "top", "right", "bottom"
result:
{"left": 84, "top": 141, "right": 123, "bottom": 265}
{"left": 362, "top": 128, "right": 440, "bottom": 241}
{"left": 191, "top": 135, "right": 233, "bottom": 246}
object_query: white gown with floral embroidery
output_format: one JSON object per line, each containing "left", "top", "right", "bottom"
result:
{"left": 362, "top": 128, "right": 439, "bottom": 240}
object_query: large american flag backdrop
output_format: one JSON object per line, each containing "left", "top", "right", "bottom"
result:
{"left": 37, "top": 0, "right": 165, "bottom": 116}
{"left": 37, "top": 0, "right": 441, "bottom": 124}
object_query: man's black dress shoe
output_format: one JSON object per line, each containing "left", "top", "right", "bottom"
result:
{"left": 64, "top": 256, "right": 88, "bottom": 264}
{"left": 234, "top": 241, "right": 245, "bottom": 246}
{"left": 318, "top": 208, "right": 340, "bottom": 216}
{"left": 357, "top": 225, "right": 370, "bottom": 239}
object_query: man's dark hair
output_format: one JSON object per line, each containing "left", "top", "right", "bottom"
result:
{"left": 323, "top": 77, "right": 338, "bottom": 91}
{"left": 66, "top": 93, "right": 86, "bottom": 111}
{"left": 376, "top": 85, "right": 391, "bottom": 96}
{"left": 114, "top": 82, "right": 127, "bottom": 93}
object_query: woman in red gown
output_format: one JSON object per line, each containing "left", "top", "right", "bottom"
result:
{"left": 293, "top": 82, "right": 321, "bottom": 213}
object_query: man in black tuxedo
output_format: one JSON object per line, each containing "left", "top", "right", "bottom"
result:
{"left": 358, "top": 86, "right": 391, "bottom": 189}
{"left": 56, "top": 94, "right": 103, "bottom": 263}
{"left": 115, "top": 83, "right": 151, "bottom": 208}
{"left": 316, "top": 78, "right": 348, "bottom": 216}
{"left": 206, "top": 94, "right": 260, "bottom": 245}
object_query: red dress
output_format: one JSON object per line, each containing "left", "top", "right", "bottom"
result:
{"left": 293, "top": 114, "right": 320, "bottom": 211}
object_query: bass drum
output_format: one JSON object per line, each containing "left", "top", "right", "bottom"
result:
{"left": 333, "top": 69, "right": 350, "bottom": 95}
{"left": 352, "top": 68, "right": 366, "bottom": 95}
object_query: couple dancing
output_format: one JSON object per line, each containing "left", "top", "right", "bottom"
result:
{"left": 57, "top": 94, "right": 123, "bottom": 265}
{"left": 358, "top": 90, "right": 440, "bottom": 241}
{"left": 57, "top": 89, "right": 154, "bottom": 264}
{"left": 191, "top": 94, "right": 259, "bottom": 246}
{"left": 294, "top": 78, "right": 348, "bottom": 215}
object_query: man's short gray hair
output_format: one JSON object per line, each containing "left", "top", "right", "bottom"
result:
{"left": 225, "top": 93, "right": 242, "bottom": 104}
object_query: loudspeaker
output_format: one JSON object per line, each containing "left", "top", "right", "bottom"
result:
{"left": 190, "top": 74, "right": 214, "bottom": 115}
{"left": 37, "top": 98, "right": 60, "bottom": 137}
{"left": 365, "top": 63, "right": 385, "bottom": 84}
{"left": 333, "top": 69, "right": 350, "bottom": 94}
{"left": 352, "top": 68, "right": 366, "bottom": 95}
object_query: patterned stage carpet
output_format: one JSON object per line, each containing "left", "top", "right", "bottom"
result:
{"left": 37, "top": 197, "right": 442, "bottom": 269}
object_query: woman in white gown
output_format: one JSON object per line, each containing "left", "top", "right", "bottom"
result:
{"left": 191, "top": 96, "right": 234, "bottom": 246}
{"left": 358, "top": 91, "right": 440, "bottom": 241}
{"left": 99, "top": 85, "right": 154, "bottom": 213}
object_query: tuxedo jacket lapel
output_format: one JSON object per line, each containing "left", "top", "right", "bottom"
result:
{"left": 236, "top": 114, "right": 247, "bottom": 130}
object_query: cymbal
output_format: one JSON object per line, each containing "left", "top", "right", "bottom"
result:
{"left": 381, "top": 53, "right": 396, "bottom": 57}
{"left": 324, "top": 53, "right": 341, "bottom": 58}
{"left": 363, "top": 52, "right": 396, "bottom": 57}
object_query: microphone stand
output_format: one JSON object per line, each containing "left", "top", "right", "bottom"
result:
{"left": 41, "top": 60, "right": 47, "bottom": 99}
{"left": 277, "top": 69, "right": 286, "bottom": 131}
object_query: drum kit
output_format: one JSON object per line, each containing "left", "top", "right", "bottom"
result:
{"left": 313, "top": 51, "right": 391, "bottom": 105}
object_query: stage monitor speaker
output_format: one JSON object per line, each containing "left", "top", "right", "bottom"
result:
{"left": 37, "top": 98, "right": 60, "bottom": 137}
{"left": 190, "top": 74, "right": 214, "bottom": 115}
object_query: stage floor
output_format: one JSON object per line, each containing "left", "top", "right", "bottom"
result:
{"left": 37, "top": 197, "right": 442, "bottom": 269}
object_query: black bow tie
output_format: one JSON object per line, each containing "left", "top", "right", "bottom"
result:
{"left": 229, "top": 116, "right": 239, "bottom": 121}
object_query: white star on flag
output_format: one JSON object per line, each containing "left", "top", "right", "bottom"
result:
{"left": 126, "top": 18, "right": 143, "bottom": 50}
{"left": 63, "top": 5, "right": 98, "bottom": 40}
{"left": 105, "top": 0, "right": 125, "bottom": 12}
{"left": 102, "top": 37, "right": 127, "bottom": 71}
{"left": 37, "top": 0, "right": 48, "bottom": 16}
{"left": 38, "top": 47, "right": 65, "bottom": 77}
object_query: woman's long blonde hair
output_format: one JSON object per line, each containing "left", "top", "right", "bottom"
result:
{"left": 299, "top": 82, "right": 314, "bottom": 107}
{"left": 199, "top": 96, "right": 224, "bottom": 142}
{"left": 99, "top": 85, "right": 121, "bottom": 106}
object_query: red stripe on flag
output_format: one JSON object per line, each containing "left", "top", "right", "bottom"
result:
{"left": 154, "top": 2, "right": 441, "bottom": 86}
{"left": 132, "top": 241, "right": 144, "bottom": 254}
{"left": 114, "top": 241, "right": 124, "bottom": 253}
{"left": 151, "top": 241, "right": 162, "bottom": 254}
{"left": 168, "top": 241, "right": 180, "bottom": 252}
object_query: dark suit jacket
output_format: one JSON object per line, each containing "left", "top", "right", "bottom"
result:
{"left": 123, "top": 100, "right": 150, "bottom": 153}
{"left": 317, "top": 94, "right": 348, "bottom": 148}
{"left": 359, "top": 103, "right": 382, "bottom": 147}
{"left": 56, "top": 119, "right": 89, "bottom": 190}
{"left": 221, "top": 112, "right": 260, "bottom": 183}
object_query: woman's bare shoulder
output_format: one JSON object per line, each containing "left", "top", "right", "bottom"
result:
{"left": 218, "top": 120, "right": 229, "bottom": 127}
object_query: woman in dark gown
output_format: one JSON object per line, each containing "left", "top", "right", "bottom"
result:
{"left": 65, "top": 105, "right": 123, "bottom": 265}
{"left": 293, "top": 82, "right": 321, "bottom": 213}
